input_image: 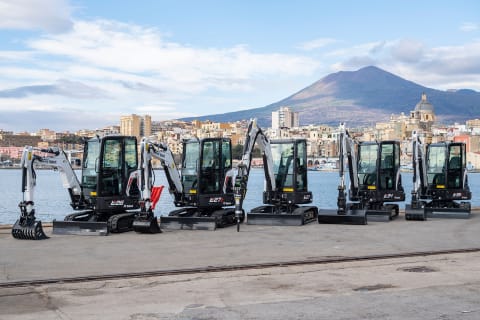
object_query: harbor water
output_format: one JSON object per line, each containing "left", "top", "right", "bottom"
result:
{"left": 1, "top": 168, "right": 479, "bottom": 225}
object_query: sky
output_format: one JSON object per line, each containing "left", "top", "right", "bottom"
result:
{"left": 0, "top": 0, "right": 479, "bottom": 132}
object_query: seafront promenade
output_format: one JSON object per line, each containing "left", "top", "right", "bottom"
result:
{"left": 1, "top": 210, "right": 480, "bottom": 319}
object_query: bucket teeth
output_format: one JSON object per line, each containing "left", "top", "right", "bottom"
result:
{"left": 11, "top": 220, "right": 48, "bottom": 240}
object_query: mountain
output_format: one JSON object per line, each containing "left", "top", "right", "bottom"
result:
{"left": 181, "top": 66, "right": 480, "bottom": 127}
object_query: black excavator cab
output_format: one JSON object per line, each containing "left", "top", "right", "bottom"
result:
{"left": 160, "top": 137, "right": 238, "bottom": 230}
{"left": 80, "top": 136, "right": 140, "bottom": 212}
{"left": 53, "top": 135, "right": 141, "bottom": 235}
{"left": 354, "top": 141, "right": 405, "bottom": 221}
{"left": 406, "top": 141, "right": 471, "bottom": 220}
{"left": 247, "top": 139, "right": 318, "bottom": 226}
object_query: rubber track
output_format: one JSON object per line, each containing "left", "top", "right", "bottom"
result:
{"left": 1, "top": 247, "right": 479, "bottom": 288}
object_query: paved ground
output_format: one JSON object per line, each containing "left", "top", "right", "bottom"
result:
{"left": 1, "top": 252, "right": 479, "bottom": 320}
{"left": 1, "top": 210, "right": 479, "bottom": 319}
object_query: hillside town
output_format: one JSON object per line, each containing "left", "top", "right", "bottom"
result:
{"left": 1, "top": 93, "right": 480, "bottom": 170}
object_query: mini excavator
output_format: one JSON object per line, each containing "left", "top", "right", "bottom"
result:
{"left": 405, "top": 131, "right": 471, "bottom": 220}
{"left": 318, "top": 123, "right": 405, "bottom": 225}
{"left": 230, "top": 119, "right": 318, "bottom": 231}
{"left": 12, "top": 135, "right": 143, "bottom": 239}
{"left": 151, "top": 136, "right": 240, "bottom": 230}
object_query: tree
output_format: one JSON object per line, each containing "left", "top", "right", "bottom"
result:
{"left": 232, "top": 144, "right": 244, "bottom": 160}
{"left": 232, "top": 143, "right": 261, "bottom": 160}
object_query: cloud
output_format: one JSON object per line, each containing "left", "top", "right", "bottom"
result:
{"left": 0, "top": 0, "right": 73, "bottom": 33}
{"left": 390, "top": 39, "right": 425, "bottom": 63}
{"left": 119, "top": 81, "right": 161, "bottom": 94}
{"left": 27, "top": 20, "right": 320, "bottom": 90}
{"left": 460, "top": 22, "right": 478, "bottom": 32}
{"left": 327, "top": 38, "right": 480, "bottom": 91}
{"left": 0, "top": 79, "right": 107, "bottom": 99}
{"left": 297, "top": 38, "right": 338, "bottom": 51}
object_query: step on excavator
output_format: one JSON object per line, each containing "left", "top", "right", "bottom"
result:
{"left": 12, "top": 135, "right": 144, "bottom": 239}
{"left": 154, "top": 137, "right": 241, "bottom": 231}
{"left": 405, "top": 131, "right": 471, "bottom": 220}
{"left": 230, "top": 119, "right": 318, "bottom": 231}
{"left": 318, "top": 123, "right": 405, "bottom": 225}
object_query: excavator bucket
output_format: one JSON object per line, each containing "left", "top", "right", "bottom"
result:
{"left": 11, "top": 219, "right": 48, "bottom": 240}
{"left": 132, "top": 216, "right": 160, "bottom": 233}
{"left": 52, "top": 220, "right": 109, "bottom": 236}
{"left": 317, "top": 208, "right": 367, "bottom": 225}
{"left": 405, "top": 204, "right": 427, "bottom": 221}
{"left": 132, "top": 186, "right": 163, "bottom": 233}
{"left": 247, "top": 206, "right": 318, "bottom": 226}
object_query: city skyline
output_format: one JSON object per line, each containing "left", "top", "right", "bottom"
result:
{"left": 0, "top": 0, "right": 479, "bottom": 132}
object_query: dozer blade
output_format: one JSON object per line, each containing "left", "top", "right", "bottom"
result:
{"left": 247, "top": 205, "right": 318, "bottom": 226}
{"left": 247, "top": 213, "right": 305, "bottom": 226}
{"left": 132, "top": 215, "right": 161, "bottom": 234}
{"left": 160, "top": 216, "right": 217, "bottom": 231}
{"left": 425, "top": 208, "right": 470, "bottom": 219}
{"left": 12, "top": 219, "right": 48, "bottom": 240}
{"left": 317, "top": 209, "right": 367, "bottom": 225}
{"left": 52, "top": 220, "right": 109, "bottom": 236}
{"left": 405, "top": 205, "right": 427, "bottom": 221}
{"left": 367, "top": 207, "right": 398, "bottom": 222}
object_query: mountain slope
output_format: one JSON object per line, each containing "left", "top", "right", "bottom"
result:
{"left": 181, "top": 66, "right": 480, "bottom": 127}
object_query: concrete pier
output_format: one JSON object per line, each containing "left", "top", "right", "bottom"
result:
{"left": 1, "top": 210, "right": 480, "bottom": 319}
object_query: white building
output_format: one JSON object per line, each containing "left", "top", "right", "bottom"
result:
{"left": 272, "top": 106, "right": 299, "bottom": 129}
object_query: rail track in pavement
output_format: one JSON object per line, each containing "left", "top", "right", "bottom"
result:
{"left": 1, "top": 247, "right": 479, "bottom": 288}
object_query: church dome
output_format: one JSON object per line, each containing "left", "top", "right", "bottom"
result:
{"left": 415, "top": 93, "right": 434, "bottom": 112}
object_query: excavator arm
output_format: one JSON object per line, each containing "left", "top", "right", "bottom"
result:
{"left": 405, "top": 130, "right": 428, "bottom": 220}
{"left": 227, "top": 119, "right": 276, "bottom": 231}
{"left": 128, "top": 137, "right": 182, "bottom": 233}
{"left": 411, "top": 131, "right": 427, "bottom": 205}
{"left": 12, "top": 146, "right": 85, "bottom": 240}
{"left": 337, "top": 123, "right": 360, "bottom": 213}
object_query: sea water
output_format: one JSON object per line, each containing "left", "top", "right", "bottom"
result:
{"left": 1, "top": 168, "right": 479, "bottom": 224}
